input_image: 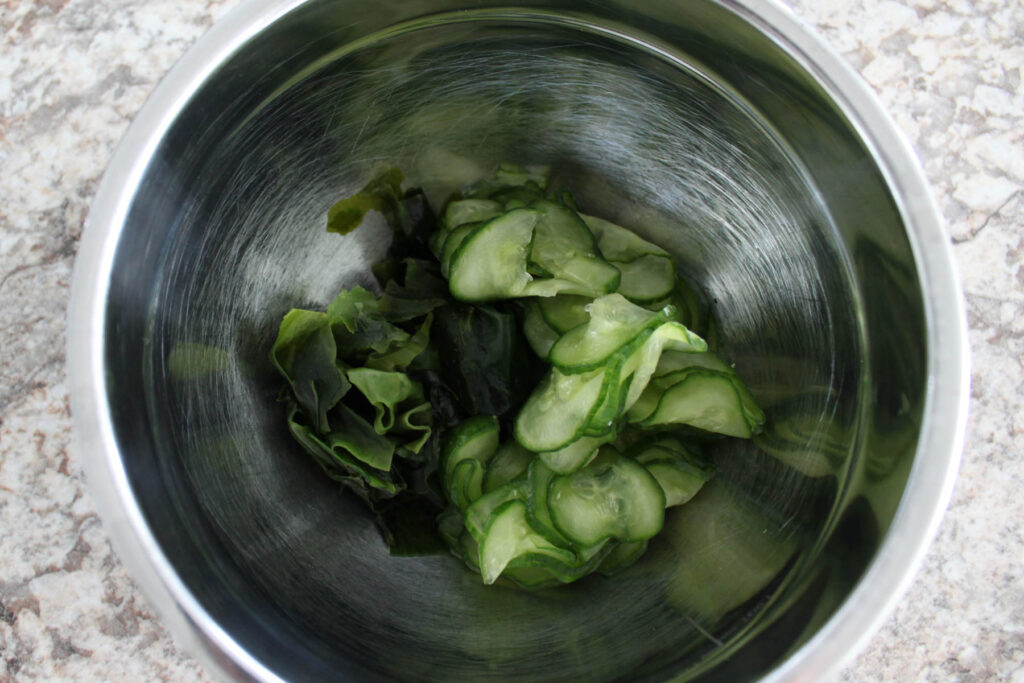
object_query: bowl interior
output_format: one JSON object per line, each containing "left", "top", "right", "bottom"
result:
{"left": 102, "top": 2, "right": 927, "bottom": 680}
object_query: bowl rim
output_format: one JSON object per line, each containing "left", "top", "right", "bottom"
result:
{"left": 68, "top": 0, "right": 969, "bottom": 680}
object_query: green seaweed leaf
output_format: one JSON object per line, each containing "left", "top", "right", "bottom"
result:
{"left": 327, "top": 287, "right": 409, "bottom": 357}
{"left": 271, "top": 309, "right": 349, "bottom": 432}
{"left": 326, "top": 167, "right": 405, "bottom": 235}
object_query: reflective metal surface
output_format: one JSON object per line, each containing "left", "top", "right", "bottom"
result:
{"left": 69, "top": 0, "right": 969, "bottom": 681}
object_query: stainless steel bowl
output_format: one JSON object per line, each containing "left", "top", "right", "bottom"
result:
{"left": 69, "top": 0, "right": 969, "bottom": 680}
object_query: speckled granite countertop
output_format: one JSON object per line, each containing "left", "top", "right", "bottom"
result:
{"left": 1, "top": 0, "right": 1021, "bottom": 680}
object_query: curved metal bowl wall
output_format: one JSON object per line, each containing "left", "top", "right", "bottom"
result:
{"left": 86, "top": 1, "right": 955, "bottom": 681}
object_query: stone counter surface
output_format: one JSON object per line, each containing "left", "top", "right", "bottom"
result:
{"left": 1, "top": 0, "right": 1021, "bottom": 679}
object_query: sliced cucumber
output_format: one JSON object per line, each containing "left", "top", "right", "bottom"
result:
{"left": 657, "top": 361, "right": 762, "bottom": 430}
{"left": 505, "top": 542, "right": 612, "bottom": 587}
{"left": 580, "top": 213, "right": 669, "bottom": 261}
{"left": 627, "top": 372, "right": 677, "bottom": 425}
{"left": 522, "top": 300, "right": 559, "bottom": 359}
{"left": 460, "top": 529, "right": 480, "bottom": 571}
{"left": 629, "top": 440, "right": 713, "bottom": 507}
{"left": 440, "top": 222, "right": 478, "bottom": 277}
{"left": 614, "top": 254, "right": 676, "bottom": 304}
{"left": 443, "top": 199, "right": 502, "bottom": 230}
{"left": 468, "top": 163, "right": 549, "bottom": 198}
{"left": 548, "top": 449, "right": 665, "bottom": 546}
{"left": 628, "top": 434, "right": 705, "bottom": 464}
{"left": 537, "top": 433, "right": 610, "bottom": 474}
{"left": 464, "top": 479, "right": 528, "bottom": 542}
{"left": 530, "top": 200, "right": 597, "bottom": 258}
{"left": 448, "top": 209, "right": 539, "bottom": 302}
{"left": 449, "top": 459, "right": 486, "bottom": 511}
{"left": 530, "top": 201, "right": 620, "bottom": 297}
{"left": 514, "top": 367, "right": 607, "bottom": 452}
{"left": 582, "top": 358, "right": 631, "bottom": 436}
{"left": 618, "top": 321, "right": 708, "bottom": 412}
{"left": 548, "top": 294, "right": 666, "bottom": 373}
{"left": 669, "top": 276, "right": 715, "bottom": 342}
{"left": 526, "top": 459, "right": 571, "bottom": 546}
{"left": 537, "top": 294, "right": 592, "bottom": 334}
{"left": 629, "top": 369, "right": 764, "bottom": 438}
{"left": 442, "top": 415, "right": 500, "bottom": 506}
{"left": 478, "top": 500, "right": 575, "bottom": 585}
{"left": 500, "top": 565, "right": 560, "bottom": 589}
{"left": 644, "top": 459, "right": 712, "bottom": 507}
{"left": 438, "top": 505, "right": 482, "bottom": 571}
{"left": 437, "top": 504, "right": 465, "bottom": 549}
{"left": 520, "top": 276, "right": 597, "bottom": 298}
{"left": 489, "top": 183, "right": 545, "bottom": 208}
{"left": 655, "top": 349, "right": 732, "bottom": 376}
{"left": 484, "top": 441, "right": 534, "bottom": 493}
{"left": 582, "top": 323, "right": 703, "bottom": 437}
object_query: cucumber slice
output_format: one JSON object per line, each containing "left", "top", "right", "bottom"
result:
{"left": 654, "top": 362, "right": 762, "bottom": 430}
{"left": 612, "top": 321, "right": 706, "bottom": 413}
{"left": 530, "top": 201, "right": 620, "bottom": 296}
{"left": 448, "top": 209, "right": 539, "bottom": 302}
{"left": 500, "top": 566, "right": 559, "bottom": 589}
{"left": 467, "top": 163, "right": 549, "bottom": 198}
{"left": 582, "top": 324, "right": 696, "bottom": 437}
{"left": 438, "top": 505, "right": 481, "bottom": 570}
{"left": 537, "top": 294, "right": 592, "bottom": 333}
{"left": 537, "top": 433, "right": 610, "bottom": 474}
{"left": 668, "top": 276, "right": 716, "bottom": 342}
{"left": 464, "top": 479, "right": 528, "bottom": 542}
{"left": 627, "top": 343, "right": 723, "bottom": 423}
{"left": 614, "top": 254, "right": 676, "bottom": 304}
{"left": 530, "top": 200, "right": 597, "bottom": 258}
{"left": 449, "top": 459, "right": 486, "bottom": 510}
{"left": 526, "top": 459, "right": 571, "bottom": 546}
{"left": 514, "top": 367, "right": 607, "bottom": 452}
{"left": 644, "top": 459, "right": 712, "bottom": 507}
{"left": 489, "top": 183, "right": 545, "bottom": 208}
{"left": 478, "top": 500, "right": 575, "bottom": 585}
{"left": 443, "top": 199, "right": 502, "bottom": 230}
{"left": 627, "top": 434, "right": 706, "bottom": 464}
{"left": 505, "top": 541, "right": 612, "bottom": 587}
{"left": 548, "top": 450, "right": 666, "bottom": 546}
{"left": 437, "top": 504, "right": 465, "bottom": 549}
{"left": 583, "top": 358, "right": 631, "bottom": 436}
{"left": 520, "top": 276, "right": 597, "bottom": 298}
{"left": 580, "top": 213, "right": 669, "bottom": 261}
{"left": 428, "top": 228, "right": 446, "bottom": 258}
{"left": 655, "top": 350, "right": 733, "bottom": 376}
{"left": 484, "top": 441, "right": 534, "bottom": 493}
{"left": 597, "top": 540, "right": 649, "bottom": 575}
{"left": 629, "top": 369, "right": 764, "bottom": 438}
{"left": 440, "top": 222, "right": 478, "bottom": 277}
{"left": 629, "top": 440, "right": 713, "bottom": 507}
{"left": 522, "top": 300, "right": 559, "bottom": 359}
{"left": 460, "top": 529, "right": 480, "bottom": 571}
{"left": 442, "top": 415, "right": 500, "bottom": 506}
{"left": 548, "top": 294, "right": 665, "bottom": 372}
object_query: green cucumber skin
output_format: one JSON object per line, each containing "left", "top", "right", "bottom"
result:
{"left": 441, "top": 415, "right": 500, "bottom": 506}
{"left": 630, "top": 369, "right": 762, "bottom": 438}
{"left": 448, "top": 209, "right": 540, "bottom": 302}
{"left": 547, "top": 451, "right": 666, "bottom": 547}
